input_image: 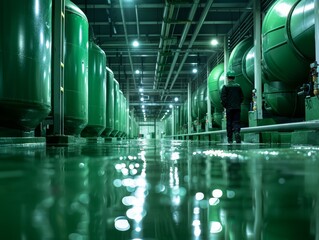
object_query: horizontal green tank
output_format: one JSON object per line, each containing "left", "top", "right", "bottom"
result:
{"left": 208, "top": 63, "right": 225, "bottom": 127}
{"left": 261, "top": 0, "right": 315, "bottom": 117}
{"left": 191, "top": 83, "right": 208, "bottom": 124}
{"left": 0, "top": 0, "right": 52, "bottom": 137}
{"left": 81, "top": 42, "right": 106, "bottom": 137}
{"left": 64, "top": 0, "right": 89, "bottom": 136}
{"left": 208, "top": 63, "right": 224, "bottom": 111}
{"left": 264, "top": 81, "right": 305, "bottom": 117}
{"left": 102, "top": 67, "right": 114, "bottom": 137}
{"left": 110, "top": 79, "right": 119, "bottom": 137}
{"left": 164, "top": 116, "right": 172, "bottom": 136}
{"left": 122, "top": 96, "right": 127, "bottom": 137}
{"left": 262, "top": 0, "right": 315, "bottom": 87}
{"left": 228, "top": 37, "right": 254, "bottom": 125}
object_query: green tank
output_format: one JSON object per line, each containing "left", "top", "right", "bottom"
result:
{"left": 261, "top": 0, "right": 315, "bottom": 117}
{"left": 0, "top": 0, "right": 52, "bottom": 137}
{"left": 262, "top": 0, "right": 315, "bottom": 87}
{"left": 164, "top": 116, "right": 172, "bottom": 136}
{"left": 197, "top": 84, "right": 208, "bottom": 122}
{"left": 122, "top": 96, "right": 127, "bottom": 137}
{"left": 110, "top": 79, "right": 119, "bottom": 137}
{"left": 264, "top": 81, "right": 305, "bottom": 117}
{"left": 208, "top": 63, "right": 224, "bottom": 111}
{"left": 208, "top": 63, "right": 225, "bottom": 127}
{"left": 228, "top": 37, "right": 254, "bottom": 125}
{"left": 117, "top": 90, "right": 124, "bottom": 137}
{"left": 191, "top": 88, "right": 199, "bottom": 120}
{"left": 81, "top": 42, "right": 106, "bottom": 137}
{"left": 64, "top": 0, "right": 89, "bottom": 136}
{"left": 102, "top": 67, "right": 114, "bottom": 137}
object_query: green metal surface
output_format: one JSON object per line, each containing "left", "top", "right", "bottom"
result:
{"left": 122, "top": 96, "right": 127, "bottom": 137}
{"left": 305, "top": 96, "right": 319, "bottom": 121}
{"left": 82, "top": 42, "right": 106, "bottom": 137}
{"left": 264, "top": 81, "right": 305, "bottom": 117}
{"left": 103, "top": 67, "right": 115, "bottom": 137}
{"left": 111, "top": 79, "right": 120, "bottom": 136}
{"left": 245, "top": 46, "right": 255, "bottom": 83}
{"left": 208, "top": 63, "right": 225, "bottom": 112}
{"left": 191, "top": 88, "right": 199, "bottom": 120}
{"left": 64, "top": 0, "right": 89, "bottom": 136}
{"left": 117, "top": 90, "right": 124, "bottom": 137}
{"left": 0, "top": 0, "right": 52, "bottom": 137}
{"left": 228, "top": 37, "right": 254, "bottom": 125}
{"left": 262, "top": 0, "right": 315, "bottom": 87}
{"left": 191, "top": 84, "right": 208, "bottom": 122}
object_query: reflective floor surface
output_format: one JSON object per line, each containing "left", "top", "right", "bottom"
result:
{"left": 0, "top": 139, "right": 318, "bottom": 240}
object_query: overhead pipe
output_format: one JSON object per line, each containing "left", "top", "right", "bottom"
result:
{"left": 163, "top": 0, "right": 215, "bottom": 102}
{"left": 161, "top": 0, "right": 200, "bottom": 94}
{"left": 135, "top": 5, "right": 140, "bottom": 39}
{"left": 119, "top": 0, "right": 137, "bottom": 89}
{"left": 153, "top": 3, "right": 175, "bottom": 89}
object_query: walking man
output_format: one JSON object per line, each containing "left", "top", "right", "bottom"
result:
{"left": 221, "top": 71, "right": 244, "bottom": 143}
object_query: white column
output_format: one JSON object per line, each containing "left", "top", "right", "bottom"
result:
{"left": 224, "top": 36, "right": 229, "bottom": 85}
{"left": 254, "top": 0, "right": 263, "bottom": 119}
{"left": 206, "top": 62, "right": 212, "bottom": 130}
{"left": 188, "top": 82, "right": 192, "bottom": 134}
{"left": 315, "top": 0, "right": 319, "bottom": 67}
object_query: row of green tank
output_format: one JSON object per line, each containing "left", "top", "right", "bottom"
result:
{"left": 165, "top": 0, "right": 316, "bottom": 135}
{"left": 0, "top": 0, "right": 139, "bottom": 139}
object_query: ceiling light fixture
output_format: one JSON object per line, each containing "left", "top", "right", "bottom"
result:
{"left": 210, "top": 39, "right": 219, "bottom": 46}
{"left": 132, "top": 40, "right": 139, "bottom": 47}
{"left": 192, "top": 68, "right": 198, "bottom": 74}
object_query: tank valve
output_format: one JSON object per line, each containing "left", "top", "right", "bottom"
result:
{"left": 311, "top": 61, "right": 319, "bottom": 95}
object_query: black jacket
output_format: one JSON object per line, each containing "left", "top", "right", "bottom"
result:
{"left": 221, "top": 81, "right": 244, "bottom": 109}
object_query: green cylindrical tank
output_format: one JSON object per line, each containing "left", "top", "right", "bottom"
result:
{"left": 117, "top": 90, "right": 123, "bottom": 137}
{"left": 264, "top": 81, "right": 305, "bottom": 117}
{"left": 81, "top": 42, "right": 106, "bottom": 137}
{"left": 0, "top": 0, "right": 52, "bottom": 137}
{"left": 208, "top": 63, "right": 224, "bottom": 112}
{"left": 110, "top": 79, "right": 119, "bottom": 136}
{"left": 208, "top": 63, "right": 225, "bottom": 127}
{"left": 122, "top": 96, "right": 127, "bottom": 137}
{"left": 102, "top": 67, "right": 114, "bottom": 137}
{"left": 191, "top": 88, "right": 199, "bottom": 120}
{"left": 164, "top": 116, "right": 172, "bottom": 136}
{"left": 174, "top": 106, "right": 181, "bottom": 134}
{"left": 64, "top": 0, "right": 89, "bottom": 136}
{"left": 198, "top": 84, "right": 208, "bottom": 121}
{"left": 179, "top": 101, "right": 187, "bottom": 133}
{"left": 262, "top": 0, "right": 315, "bottom": 87}
{"left": 228, "top": 37, "right": 253, "bottom": 125}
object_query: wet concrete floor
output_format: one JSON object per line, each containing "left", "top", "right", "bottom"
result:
{"left": 0, "top": 139, "right": 318, "bottom": 240}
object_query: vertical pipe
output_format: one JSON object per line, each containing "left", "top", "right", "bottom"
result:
{"left": 172, "top": 107, "right": 175, "bottom": 138}
{"left": 315, "top": 0, "right": 319, "bottom": 68}
{"left": 188, "top": 82, "right": 192, "bottom": 134}
{"left": 206, "top": 62, "right": 212, "bottom": 130}
{"left": 224, "top": 36, "right": 229, "bottom": 85}
{"left": 254, "top": 0, "right": 263, "bottom": 119}
{"left": 52, "top": 0, "right": 65, "bottom": 135}
{"left": 126, "top": 77, "right": 130, "bottom": 138}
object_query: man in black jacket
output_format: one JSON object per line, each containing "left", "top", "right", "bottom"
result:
{"left": 221, "top": 71, "right": 244, "bottom": 143}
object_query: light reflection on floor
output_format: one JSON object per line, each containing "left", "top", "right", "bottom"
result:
{"left": 0, "top": 139, "right": 318, "bottom": 240}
